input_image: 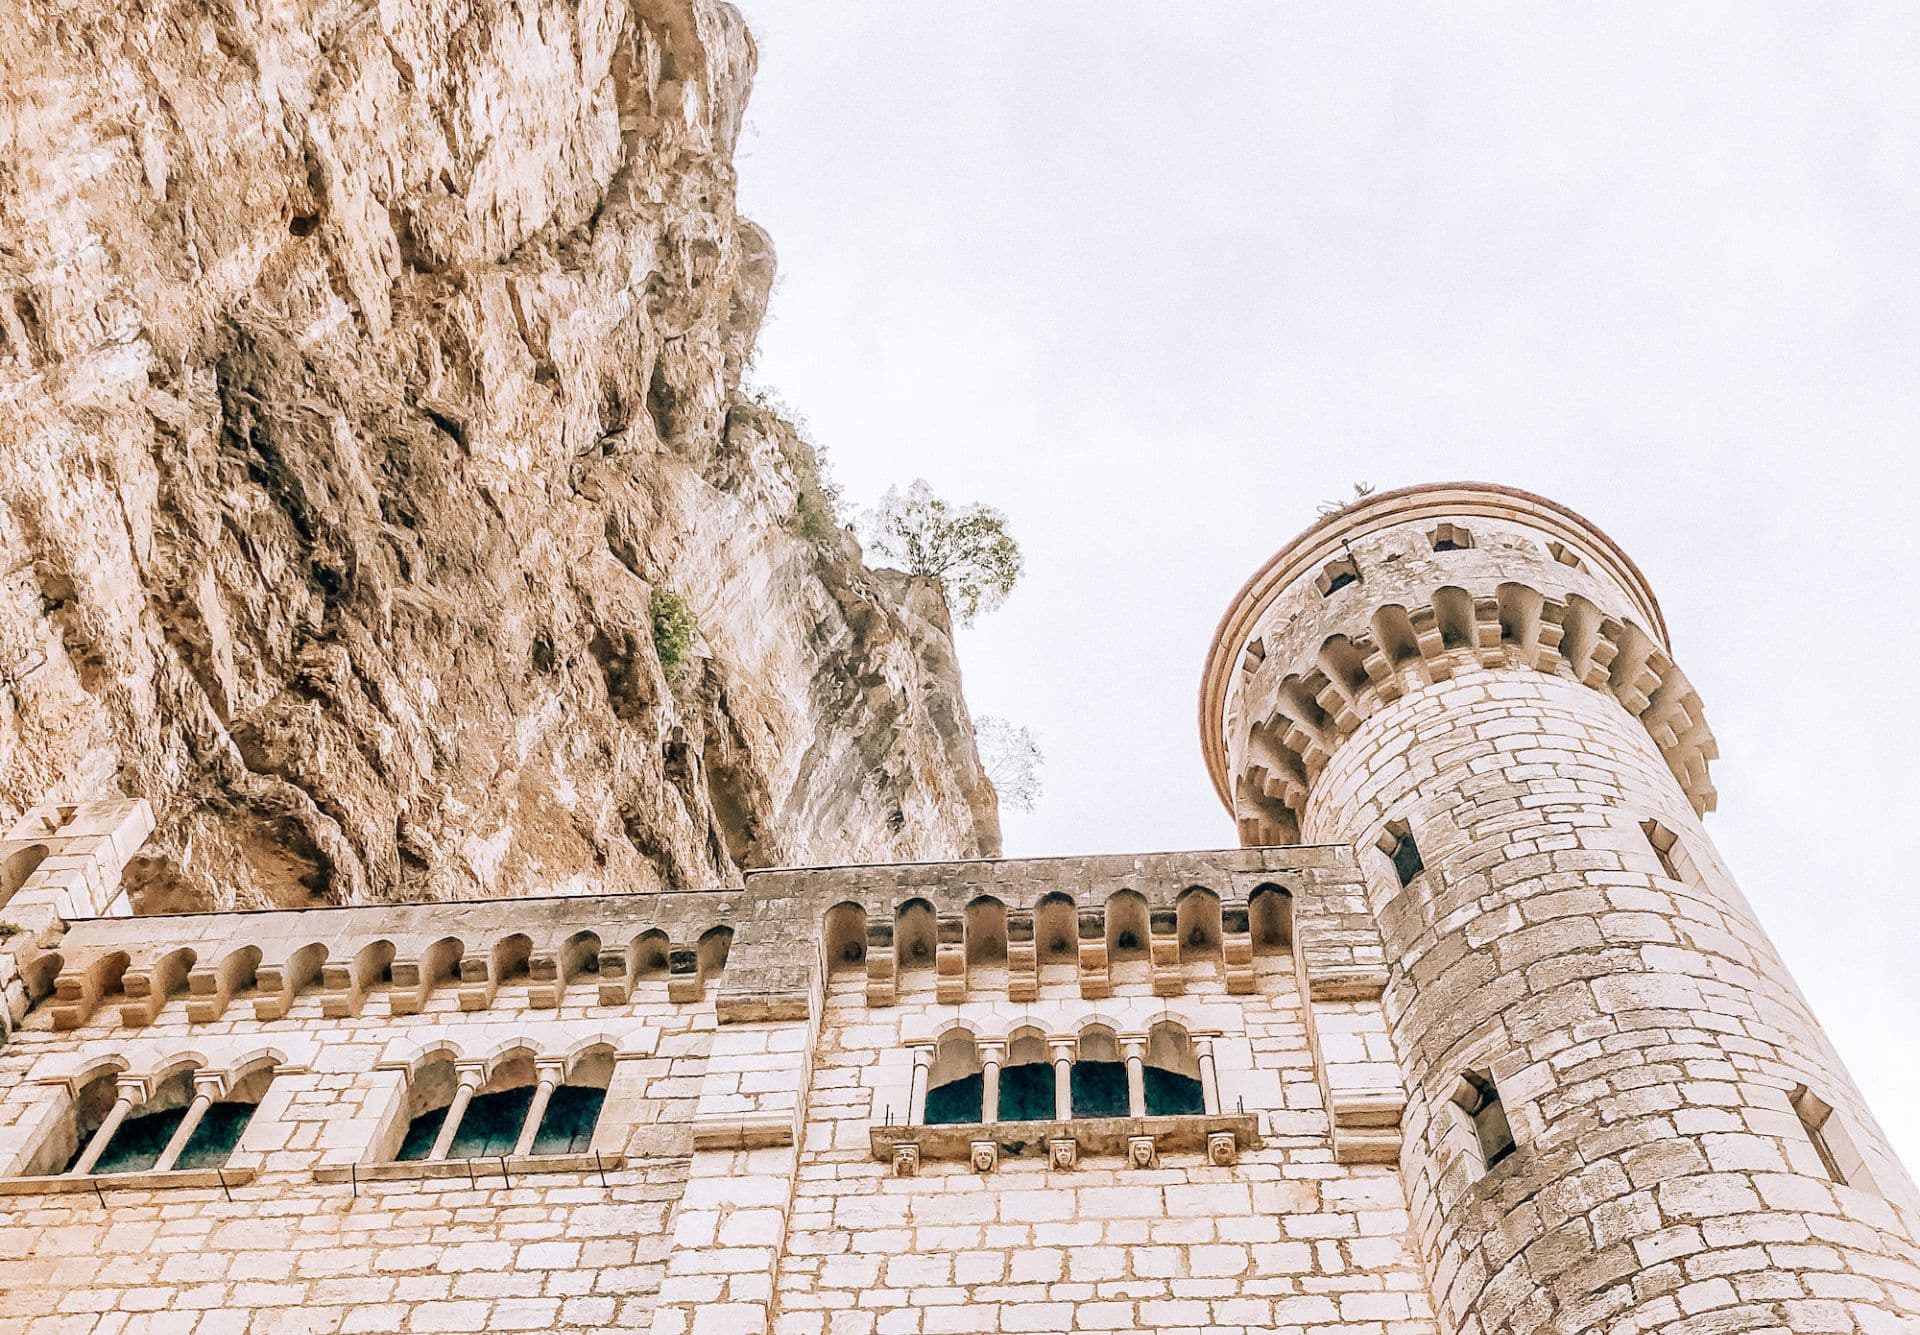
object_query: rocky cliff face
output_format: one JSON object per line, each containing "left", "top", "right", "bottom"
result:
{"left": 0, "top": 0, "right": 998, "bottom": 910}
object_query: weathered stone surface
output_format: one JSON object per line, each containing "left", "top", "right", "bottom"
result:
{"left": 0, "top": 0, "right": 997, "bottom": 909}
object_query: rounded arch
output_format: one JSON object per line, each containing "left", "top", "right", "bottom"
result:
{"left": 925, "top": 1028, "right": 983, "bottom": 1125}
{"left": 697, "top": 925, "right": 733, "bottom": 979}
{"left": 398, "top": 1038, "right": 468, "bottom": 1078}
{"left": 1175, "top": 886, "right": 1223, "bottom": 961}
{"left": 1105, "top": 889, "right": 1150, "bottom": 964}
{"left": 148, "top": 1051, "right": 211, "bottom": 1086}
{"left": 490, "top": 934, "right": 533, "bottom": 983}
{"left": 1034, "top": 892, "right": 1078, "bottom": 966}
{"left": 352, "top": 938, "right": 396, "bottom": 985}
{"left": 629, "top": 929, "right": 670, "bottom": 981}
{"left": 0, "top": 843, "right": 48, "bottom": 907}
{"left": 1249, "top": 883, "right": 1293, "bottom": 952}
{"left": 822, "top": 902, "right": 867, "bottom": 974}
{"left": 563, "top": 1038, "right": 621, "bottom": 1086}
{"left": 895, "top": 898, "right": 937, "bottom": 971}
{"left": 1144, "top": 1019, "right": 1205, "bottom": 1116}
{"left": 964, "top": 895, "right": 1008, "bottom": 967}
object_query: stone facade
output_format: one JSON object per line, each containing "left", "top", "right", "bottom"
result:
{"left": 0, "top": 482, "right": 1914, "bottom": 1334}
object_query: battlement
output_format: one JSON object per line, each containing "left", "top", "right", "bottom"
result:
{"left": 1200, "top": 484, "right": 1716, "bottom": 843}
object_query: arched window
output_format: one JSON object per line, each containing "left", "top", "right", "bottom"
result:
{"left": 998, "top": 1030, "right": 1053, "bottom": 1122}
{"left": 18, "top": 1064, "right": 120, "bottom": 1177}
{"left": 49, "top": 1060, "right": 276, "bottom": 1177}
{"left": 923, "top": 1032, "right": 983, "bottom": 1125}
{"left": 1144, "top": 1023, "right": 1206, "bottom": 1116}
{"left": 1070, "top": 1027, "right": 1128, "bottom": 1119}
{"left": 392, "top": 1050, "right": 609, "bottom": 1162}
{"left": 532, "top": 1050, "right": 612, "bottom": 1156}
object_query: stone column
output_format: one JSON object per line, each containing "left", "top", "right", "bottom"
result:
{"left": 428, "top": 1062, "right": 485, "bottom": 1161}
{"left": 1049, "top": 1039, "right": 1075, "bottom": 1120}
{"left": 67, "top": 1076, "right": 145, "bottom": 1176}
{"left": 1194, "top": 1038, "right": 1220, "bottom": 1115}
{"left": 153, "top": 1073, "right": 226, "bottom": 1172}
{"left": 907, "top": 1046, "right": 931, "bottom": 1125}
{"left": 512, "top": 1059, "right": 567, "bottom": 1157}
{"left": 1120, "top": 1037, "right": 1147, "bottom": 1117}
{"left": 978, "top": 1042, "right": 1004, "bottom": 1125}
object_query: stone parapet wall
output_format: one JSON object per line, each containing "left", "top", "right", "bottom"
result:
{"left": 0, "top": 847, "right": 1441, "bottom": 1334}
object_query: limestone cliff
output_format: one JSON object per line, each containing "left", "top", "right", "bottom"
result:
{"left": 0, "top": 0, "right": 999, "bottom": 909}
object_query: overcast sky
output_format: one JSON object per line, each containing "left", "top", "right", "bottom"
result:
{"left": 731, "top": 5, "right": 1920, "bottom": 1171}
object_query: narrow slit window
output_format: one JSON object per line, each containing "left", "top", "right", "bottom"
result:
{"left": 1790, "top": 1086, "right": 1876, "bottom": 1192}
{"left": 1316, "top": 557, "right": 1359, "bottom": 597}
{"left": 1452, "top": 1071, "right": 1516, "bottom": 1170}
{"left": 1642, "top": 820, "right": 1684, "bottom": 881}
{"left": 1546, "top": 541, "right": 1584, "bottom": 570}
{"left": 1379, "top": 821, "right": 1424, "bottom": 887}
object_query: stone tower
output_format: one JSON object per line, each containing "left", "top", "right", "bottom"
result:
{"left": 1199, "top": 482, "right": 1920, "bottom": 1332}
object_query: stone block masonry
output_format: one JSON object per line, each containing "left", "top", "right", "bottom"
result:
{"left": 0, "top": 481, "right": 1914, "bottom": 1335}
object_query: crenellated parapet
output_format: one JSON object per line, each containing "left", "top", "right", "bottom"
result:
{"left": 1200, "top": 485, "right": 1716, "bottom": 844}
{"left": 35, "top": 894, "right": 744, "bottom": 1034}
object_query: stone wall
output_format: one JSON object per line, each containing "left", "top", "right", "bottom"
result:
{"left": 0, "top": 848, "right": 1445, "bottom": 1335}
{"left": 1206, "top": 485, "right": 1920, "bottom": 1333}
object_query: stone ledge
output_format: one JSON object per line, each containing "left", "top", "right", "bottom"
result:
{"left": 312, "top": 1152, "right": 624, "bottom": 1184}
{"left": 871, "top": 1113, "right": 1260, "bottom": 1163}
{"left": 0, "top": 1166, "right": 257, "bottom": 1195}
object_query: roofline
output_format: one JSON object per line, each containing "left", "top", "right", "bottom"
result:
{"left": 1197, "top": 482, "right": 1669, "bottom": 815}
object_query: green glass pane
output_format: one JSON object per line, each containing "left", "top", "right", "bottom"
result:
{"left": 395, "top": 1106, "right": 447, "bottom": 1161}
{"left": 174, "top": 1101, "right": 258, "bottom": 1171}
{"left": 1070, "top": 1061, "right": 1130, "bottom": 1119}
{"left": 924, "top": 1073, "right": 982, "bottom": 1125}
{"left": 449, "top": 1087, "right": 534, "bottom": 1160}
{"left": 997, "top": 1063, "right": 1054, "bottom": 1122}
{"left": 1143, "top": 1067, "right": 1204, "bottom": 1117}
{"left": 531, "top": 1085, "right": 606, "bottom": 1155}
{"left": 94, "top": 1107, "right": 187, "bottom": 1175}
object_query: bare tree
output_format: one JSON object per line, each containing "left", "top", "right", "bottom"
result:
{"left": 976, "top": 716, "right": 1043, "bottom": 813}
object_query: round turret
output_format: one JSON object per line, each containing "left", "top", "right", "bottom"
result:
{"left": 1200, "top": 483, "right": 1920, "bottom": 1334}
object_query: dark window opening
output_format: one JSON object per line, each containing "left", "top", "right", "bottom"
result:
{"left": 395, "top": 1105, "right": 447, "bottom": 1162}
{"left": 1323, "top": 569, "right": 1357, "bottom": 595}
{"left": 87, "top": 1106, "right": 186, "bottom": 1175}
{"left": 1143, "top": 1067, "right": 1205, "bottom": 1117}
{"left": 1453, "top": 1071, "right": 1516, "bottom": 1169}
{"left": 1642, "top": 820, "right": 1684, "bottom": 881}
{"left": 447, "top": 1087, "right": 534, "bottom": 1160}
{"left": 1389, "top": 830, "right": 1424, "bottom": 886}
{"left": 1070, "top": 1062, "right": 1130, "bottom": 1119}
{"left": 530, "top": 1085, "right": 606, "bottom": 1156}
{"left": 997, "top": 1063, "right": 1054, "bottom": 1122}
{"left": 173, "top": 1102, "right": 258, "bottom": 1171}
{"left": 925, "top": 1073, "right": 984, "bottom": 1126}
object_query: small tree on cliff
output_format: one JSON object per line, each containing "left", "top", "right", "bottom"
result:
{"left": 975, "top": 716, "right": 1043, "bottom": 813}
{"left": 861, "top": 480, "right": 1023, "bottom": 624}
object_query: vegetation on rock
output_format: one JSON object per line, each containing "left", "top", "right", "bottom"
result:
{"left": 650, "top": 590, "right": 698, "bottom": 681}
{"left": 862, "top": 480, "right": 1023, "bottom": 624}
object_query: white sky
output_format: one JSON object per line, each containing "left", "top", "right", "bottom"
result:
{"left": 731, "top": 5, "right": 1920, "bottom": 1171}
